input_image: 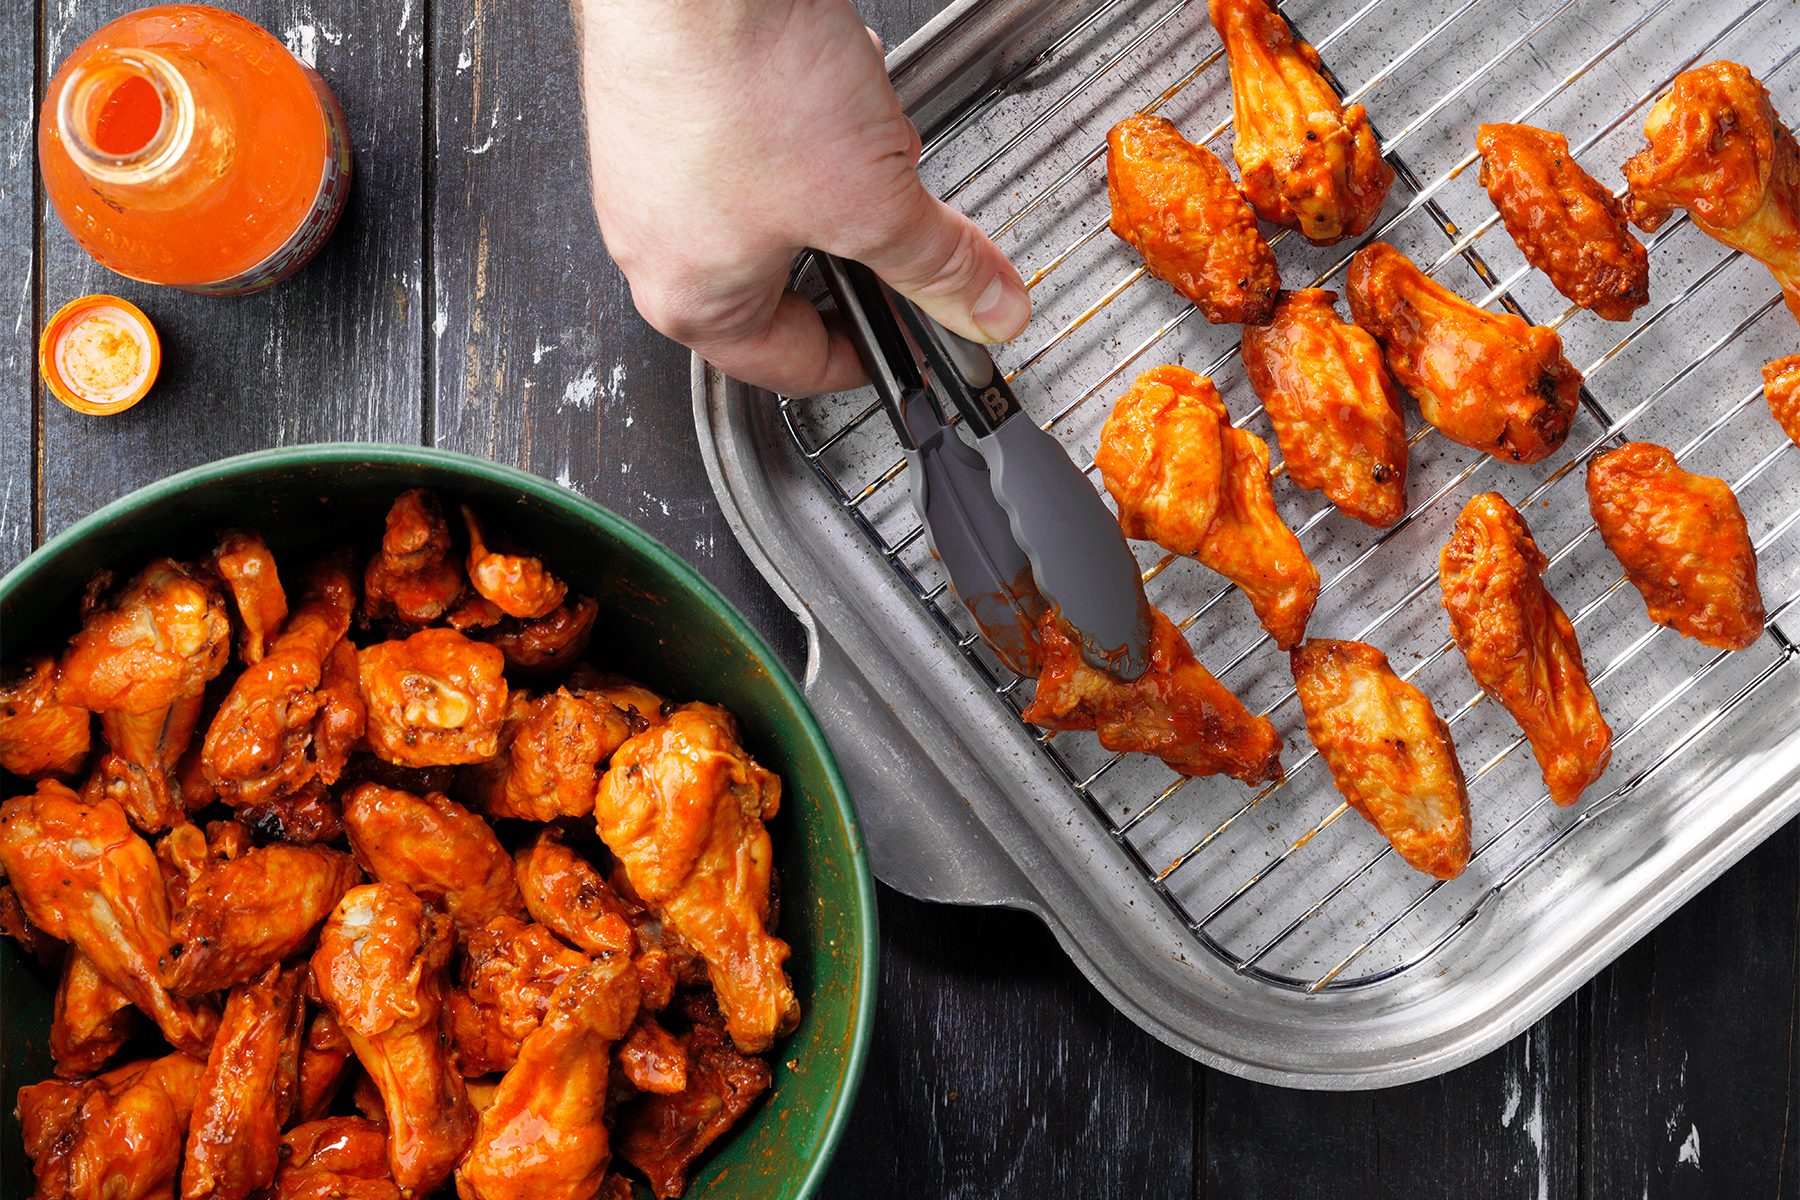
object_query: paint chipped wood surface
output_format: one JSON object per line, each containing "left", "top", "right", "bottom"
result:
{"left": 0, "top": 0, "right": 1788, "bottom": 1196}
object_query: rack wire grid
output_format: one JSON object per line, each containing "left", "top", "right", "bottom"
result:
{"left": 778, "top": 0, "right": 1800, "bottom": 994}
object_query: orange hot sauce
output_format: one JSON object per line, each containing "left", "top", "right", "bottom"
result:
{"left": 39, "top": 4, "right": 352, "bottom": 295}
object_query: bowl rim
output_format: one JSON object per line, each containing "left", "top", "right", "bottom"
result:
{"left": 0, "top": 441, "right": 879, "bottom": 1200}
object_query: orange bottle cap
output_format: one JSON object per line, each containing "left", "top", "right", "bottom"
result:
{"left": 39, "top": 294, "right": 161, "bottom": 416}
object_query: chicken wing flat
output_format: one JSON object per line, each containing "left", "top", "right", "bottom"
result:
{"left": 311, "top": 883, "right": 474, "bottom": 1195}
{"left": 1348, "top": 242, "right": 1582, "bottom": 465}
{"left": 1241, "top": 289, "right": 1408, "bottom": 526}
{"left": 472, "top": 688, "right": 616, "bottom": 821}
{"left": 462, "top": 505, "right": 569, "bottom": 620}
{"left": 358, "top": 627, "right": 508, "bottom": 767}
{"left": 1290, "top": 639, "right": 1471, "bottom": 879}
{"left": 0, "top": 655, "right": 91, "bottom": 777}
{"left": 342, "top": 783, "right": 525, "bottom": 933}
{"left": 273, "top": 1118, "right": 401, "bottom": 1200}
{"left": 0, "top": 784, "right": 217, "bottom": 1054}
{"left": 455, "top": 958, "right": 641, "bottom": 1200}
{"left": 1022, "top": 607, "right": 1284, "bottom": 784}
{"left": 1624, "top": 61, "right": 1800, "bottom": 321}
{"left": 1209, "top": 0, "right": 1392, "bottom": 244}
{"left": 161, "top": 843, "right": 362, "bottom": 995}
{"left": 596, "top": 704, "right": 799, "bottom": 1053}
{"left": 181, "top": 964, "right": 305, "bottom": 1200}
{"left": 1476, "top": 123, "right": 1649, "bottom": 320}
{"left": 1586, "top": 441, "right": 1765, "bottom": 650}
{"left": 447, "top": 914, "right": 590, "bottom": 1076}
{"left": 57, "top": 558, "right": 231, "bottom": 832}
{"left": 1106, "top": 114, "right": 1281, "bottom": 324}
{"left": 615, "top": 993, "right": 773, "bottom": 1200}
{"left": 1440, "top": 493, "right": 1613, "bottom": 806}
{"left": 485, "top": 595, "right": 601, "bottom": 674}
{"left": 202, "top": 553, "right": 359, "bottom": 807}
{"left": 1764, "top": 354, "right": 1800, "bottom": 446}
{"left": 619, "top": 1012, "right": 690, "bottom": 1095}
{"left": 51, "top": 948, "right": 138, "bottom": 1079}
{"left": 213, "top": 529, "right": 288, "bottom": 665}
{"left": 296, "top": 1008, "right": 353, "bottom": 1124}
{"left": 363, "top": 489, "right": 464, "bottom": 628}
{"left": 19, "top": 1051, "right": 205, "bottom": 1200}
{"left": 1097, "top": 364, "right": 1319, "bottom": 647}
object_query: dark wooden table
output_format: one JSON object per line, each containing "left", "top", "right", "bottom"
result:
{"left": 4, "top": 1, "right": 1793, "bottom": 1196}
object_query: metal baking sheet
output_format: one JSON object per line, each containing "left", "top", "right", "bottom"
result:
{"left": 695, "top": 0, "right": 1800, "bottom": 1087}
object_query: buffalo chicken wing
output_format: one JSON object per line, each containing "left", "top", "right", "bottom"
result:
{"left": 180, "top": 964, "right": 305, "bottom": 1200}
{"left": 271, "top": 1118, "right": 400, "bottom": 1200}
{"left": 1476, "top": 122, "right": 1649, "bottom": 320}
{"left": 1624, "top": 61, "right": 1800, "bottom": 321}
{"left": 1106, "top": 114, "right": 1280, "bottom": 324}
{"left": 1440, "top": 493, "right": 1613, "bottom": 806}
{"left": 358, "top": 628, "right": 508, "bottom": 767}
{"left": 1209, "top": 0, "right": 1392, "bottom": 243}
{"left": 362, "top": 489, "right": 464, "bottom": 628}
{"left": 1764, "top": 354, "right": 1800, "bottom": 446}
{"left": 19, "top": 1051, "right": 205, "bottom": 1200}
{"left": 447, "top": 914, "right": 590, "bottom": 1076}
{"left": 212, "top": 530, "right": 288, "bottom": 665}
{"left": 1097, "top": 364, "right": 1319, "bottom": 648}
{"left": 462, "top": 506, "right": 569, "bottom": 620}
{"left": 514, "top": 828, "right": 638, "bottom": 961}
{"left": 1290, "top": 639, "right": 1471, "bottom": 879}
{"left": 472, "top": 688, "right": 617, "bottom": 822}
{"left": 51, "top": 948, "right": 139, "bottom": 1079}
{"left": 1348, "top": 242, "right": 1581, "bottom": 464}
{"left": 342, "top": 783, "right": 525, "bottom": 933}
{"left": 0, "top": 656, "right": 91, "bottom": 778}
{"left": 1586, "top": 442, "right": 1764, "bottom": 650}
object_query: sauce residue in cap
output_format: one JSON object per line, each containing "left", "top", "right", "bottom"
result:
{"left": 40, "top": 295, "right": 160, "bottom": 415}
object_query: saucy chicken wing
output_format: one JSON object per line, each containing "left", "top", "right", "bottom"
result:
{"left": 363, "top": 489, "right": 465, "bottom": 628}
{"left": 484, "top": 595, "right": 601, "bottom": 674}
{"left": 202, "top": 553, "right": 359, "bottom": 807}
{"left": 1763, "top": 354, "right": 1800, "bottom": 446}
{"left": 1348, "top": 242, "right": 1582, "bottom": 465}
{"left": 161, "top": 843, "right": 362, "bottom": 995}
{"left": 1209, "top": 0, "right": 1392, "bottom": 243}
{"left": 51, "top": 948, "right": 139, "bottom": 1079}
{"left": 1097, "top": 365, "right": 1319, "bottom": 648}
{"left": 213, "top": 530, "right": 288, "bottom": 665}
{"left": 1290, "top": 639, "right": 1471, "bottom": 879}
{"left": 472, "top": 688, "right": 615, "bottom": 821}
{"left": 447, "top": 914, "right": 590, "bottom": 1076}
{"left": 596, "top": 704, "right": 798, "bottom": 1053}
{"left": 615, "top": 993, "right": 773, "bottom": 1200}
{"left": 342, "top": 783, "right": 525, "bottom": 934}
{"left": 0, "top": 784, "right": 217, "bottom": 1054}
{"left": 1241, "top": 290, "right": 1408, "bottom": 526}
{"left": 514, "top": 829, "right": 639, "bottom": 959}
{"left": 1107, "top": 114, "right": 1281, "bottom": 324}
{"left": 1476, "top": 123, "right": 1649, "bottom": 320}
{"left": 619, "top": 1013, "right": 690, "bottom": 1095}
{"left": 1586, "top": 442, "right": 1764, "bottom": 650}
{"left": 455, "top": 958, "right": 641, "bottom": 1200}
{"left": 1440, "top": 493, "right": 1613, "bottom": 806}
{"left": 296, "top": 1009, "right": 354, "bottom": 1124}
{"left": 19, "top": 1051, "right": 205, "bottom": 1200}
{"left": 181, "top": 964, "right": 305, "bottom": 1200}
{"left": 1624, "top": 61, "right": 1800, "bottom": 321}
{"left": 461, "top": 506, "right": 568, "bottom": 620}
{"left": 272, "top": 1118, "right": 400, "bottom": 1200}
{"left": 57, "top": 558, "right": 232, "bottom": 832}
{"left": 1022, "top": 607, "right": 1284, "bottom": 784}
{"left": 311, "top": 883, "right": 474, "bottom": 1195}
{"left": 0, "top": 656, "right": 91, "bottom": 778}
{"left": 358, "top": 628, "right": 508, "bottom": 767}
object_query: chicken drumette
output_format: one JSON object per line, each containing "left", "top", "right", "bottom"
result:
{"left": 19, "top": 1051, "right": 205, "bottom": 1200}
{"left": 1097, "top": 364, "right": 1319, "bottom": 648}
{"left": 1022, "top": 607, "right": 1284, "bottom": 784}
{"left": 363, "top": 489, "right": 465, "bottom": 628}
{"left": 342, "top": 783, "right": 525, "bottom": 934}
{"left": 358, "top": 628, "right": 508, "bottom": 767}
{"left": 213, "top": 529, "right": 288, "bottom": 665}
{"left": 0, "top": 655, "right": 91, "bottom": 778}
{"left": 596, "top": 704, "right": 799, "bottom": 1053}
{"left": 1624, "top": 61, "right": 1800, "bottom": 321}
{"left": 1763, "top": 354, "right": 1800, "bottom": 446}
{"left": 462, "top": 506, "right": 569, "bottom": 620}
{"left": 181, "top": 964, "right": 305, "bottom": 1200}
{"left": 1290, "top": 639, "right": 1471, "bottom": 879}
{"left": 0, "top": 783, "right": 218, "bottom": 1054}
{"left": 1241, "top": 289, "right": 1409, "bottom": 526}
{"left": 1586, "top": 442, "right": 1764, "bottom": 650}
{"left": 1209, "top": 0, "right": 1392, "bottom": 244}
{"left": 1107, "top": 114, "right": 1280, "bottom": 324}
{"left": 57, "top": 558, "right": 232, "bottom": 832}
{"left": 1349, "top": 243, "right": 1582, "bottom": 465}
{"left": 1440, "top": 493, "right": 1613, "bottom": 806}
{"left": 311, "top": 883, "right": 474, "bottom": 1195}
{"left": 1476, "top": 122, "right": 1649, "bottom": 320}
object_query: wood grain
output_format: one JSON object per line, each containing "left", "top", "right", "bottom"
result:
{"left": 0, "top": 0, "right": 32, "bottom": 573}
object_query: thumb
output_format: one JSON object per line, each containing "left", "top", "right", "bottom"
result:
{"left": 833, "top": 181, "right": 1032, "bottom": 345}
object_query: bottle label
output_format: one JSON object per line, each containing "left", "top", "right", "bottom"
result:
{"left": 182, "top": 68, "right": 352, "bottom": 296}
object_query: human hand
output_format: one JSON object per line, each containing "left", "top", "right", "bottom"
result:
{"left": 575, "top": 0, "right": 1032, "bottom": 395}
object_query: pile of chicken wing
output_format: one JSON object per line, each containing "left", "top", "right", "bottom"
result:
{"left": 1029, "top": 0, "right": 1795, "bottom": 881}
{"left": 0, "top": 489, "right": 797, "bottom": 1200}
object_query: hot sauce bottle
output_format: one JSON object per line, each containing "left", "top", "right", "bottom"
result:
{"left": 39, "top": 4, "right": 352, "bottom": 295}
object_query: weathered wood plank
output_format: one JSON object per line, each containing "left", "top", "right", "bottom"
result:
{"left": 35, "top": 0, "right": 424, "bottom": 538}
{"left": 0, "top": 0, "right": 32, "bottom": 574}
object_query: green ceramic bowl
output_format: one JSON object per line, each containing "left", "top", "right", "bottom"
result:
{"left": 0, "top": 444, "right": 876, "bottom": 1198}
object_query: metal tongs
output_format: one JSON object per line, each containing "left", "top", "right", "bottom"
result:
{"left": 816, "top": 254, "right": 1153, "bottom": 682}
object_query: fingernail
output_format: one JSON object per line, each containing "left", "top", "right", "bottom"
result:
{"left": 973, "top": 275, "right": 1031, "bottom": 342}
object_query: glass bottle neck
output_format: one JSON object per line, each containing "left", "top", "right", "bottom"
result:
{"left": 56, "top": 49, "right": 197, "bottom": 187}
